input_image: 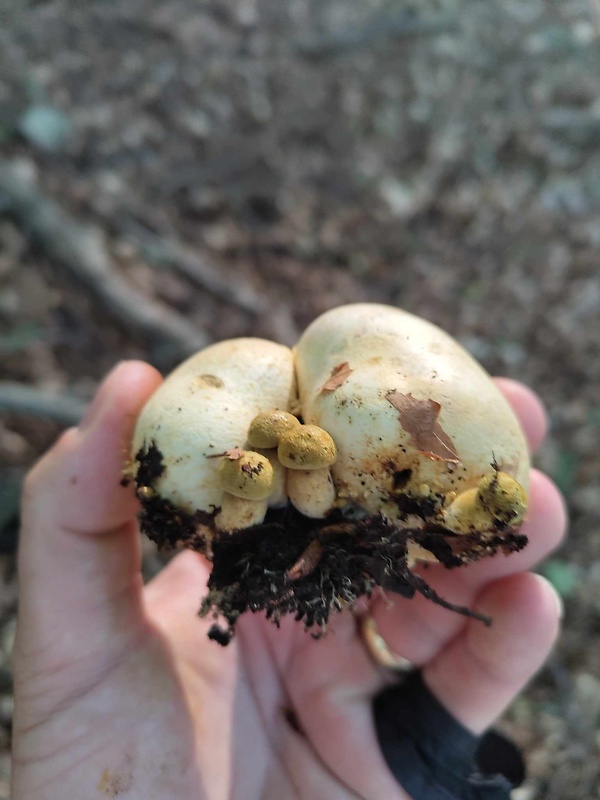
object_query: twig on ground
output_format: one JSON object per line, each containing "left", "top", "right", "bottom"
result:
{"left": 0, "top": 159, "right": 208, "bottom": 359}
{"left": 0, "top": 383, "right": 87, "bottom": 426}
{"left": 117, "top": 216, "right": 266, "bottom": 315}
{"left": 103, "top": 210, "right": 301, "bottom": 343}
{"left": 295, "top": 13, "right": 457, "bottom": 58}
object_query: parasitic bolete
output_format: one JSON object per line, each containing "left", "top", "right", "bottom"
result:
{"left": 130, "top": 304, "right": 530, "bottom": 644}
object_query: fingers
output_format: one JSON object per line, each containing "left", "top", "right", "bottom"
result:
{"left": 493, "top": 377, "right": 548, "bottom": 453}
{"left": 423, "top": 573, "right": 561, "bottom": 734}
{"left": 369, "top": 469, "right": 566, "bottom": 666}
{"left": 16, "top": 361, "right": 162, "bottom": 670}
{"left": 144, "top": 550, "right": 212, "bottom": 634}
{"left": 145, "top": 550, "right": 211, "bottom": 616}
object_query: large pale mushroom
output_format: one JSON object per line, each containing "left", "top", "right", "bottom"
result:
{"left": 294, "top": 304, "right": 529, "bottom": 563}
{"left": 130, "top": 304, "right": 530, "bottom": 643}
{"left": 131, "top": 337, "right": 296, "bottom": 542}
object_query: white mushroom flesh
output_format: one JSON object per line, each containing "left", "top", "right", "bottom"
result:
{"left": 287, "top": 468, "right": 336, "bottom": 518}
{"left": 216, "top": 493, "right": 270, "bottom": 532}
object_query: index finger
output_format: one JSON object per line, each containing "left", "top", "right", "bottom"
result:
{"left": 493, "top": 377, "right": 548, "bottom": 453}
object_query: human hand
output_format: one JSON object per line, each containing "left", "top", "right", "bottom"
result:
{"left": 12, "top": 363, "right": 566, "bottom": 799}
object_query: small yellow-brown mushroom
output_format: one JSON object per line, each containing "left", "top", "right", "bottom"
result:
{"left": 478, "top": 471, "right": 527, "bottom": 525}
{"left": 218, "top": 450, "right": 274, "bottom": 500}
{"left": 278, "top": 425, "right": 337, "bottom": 470}
{"left": 247, "top": 410, "right": 301, "bottom": 449}
{"left": 442, "top": 470, "right": 527, "bottom": 534}
{"left": 277, "top": 425, "right": 337, "bottom": 517}
{"left": 259, "top": 450, "right": 288, "bottom": 507}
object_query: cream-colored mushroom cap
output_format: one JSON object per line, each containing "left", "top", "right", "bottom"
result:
{"left": 132, "top": 337, "right": 295, "bottom": 516}
{"left": 247, "top": 410, "right": 300, "bottom": 449}
{"left": 278, "top": 425, "right": 337, "bottom": 470}
{"left": 294, "top": 304, "right": 530, "bottom": 524}
{"left": 218, "top": 450, "right": 274, "bottom": 500}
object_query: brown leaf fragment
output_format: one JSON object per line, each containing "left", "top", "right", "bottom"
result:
{"left": 321, "top": 361, "right": 353, "bottom": 393}
{"left": 241, "top": 460, "right": 263, "bottom": 476}
{"left": 385, "top": 391, "right": 460, "bottom": 463}
{"left": 224, "top": 447, "right": 245, "bottom": 460}
{"left": 286, "top": 540, "right": 324, "bottom": 581}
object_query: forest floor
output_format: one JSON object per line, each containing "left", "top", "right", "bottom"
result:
{"left": 1, "top": 1, "right": 600, "bottom": 797}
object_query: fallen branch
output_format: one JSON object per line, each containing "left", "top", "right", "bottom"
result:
{"left": 295, "top": 13, "right": 457, "bottom": 58}
{"left": 0, "top": 382, "right": 86, "bottom": 426}
{"left": 0, "top": 159, "right": 208, "bottom": 359}
{"left": 104, "top": 211, "right": 300, "bottom": 343}
{"left": 117, "top": 216, "right": 265, "bottom": 315}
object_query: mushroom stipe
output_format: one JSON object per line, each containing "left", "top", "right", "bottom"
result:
{"left": 134, "top": 441, "right": 528, "bottom": 645}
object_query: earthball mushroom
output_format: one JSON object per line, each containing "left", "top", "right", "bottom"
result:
{"left": 130, "top": 304, "right": 530, "bottom": 644}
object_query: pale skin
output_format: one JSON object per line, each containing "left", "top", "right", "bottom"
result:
{"left": 12, "top": 362, "right": 567, "bottom": 800}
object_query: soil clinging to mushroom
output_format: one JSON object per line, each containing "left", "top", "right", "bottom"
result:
{"left": 134, "top": 441, "right": 527, "bottom": 645}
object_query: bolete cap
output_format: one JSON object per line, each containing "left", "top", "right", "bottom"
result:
{"left": 477, "top": 471, "right": 527, "bottom": 524}
{"left": 247, "top": 410, "right": 301, "bottom": 449}
{"left": 278, "top": 425, "right": 337, "bottom": 470}
{"left": 218, "top": 450, "right": 274, "bottom": 500}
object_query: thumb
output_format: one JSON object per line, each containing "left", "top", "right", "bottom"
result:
{"left": 15, "top": 361, "right": 162, "bottom": 678}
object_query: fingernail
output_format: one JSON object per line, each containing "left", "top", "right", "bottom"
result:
{"left": 534, "top": 574, "right": 564, "bottom": 620}
{"left": 79, "top": 362, "right": 126, "bottom": 431}
{"left": 551, "top": 586, "right": 565, "bottom": 620}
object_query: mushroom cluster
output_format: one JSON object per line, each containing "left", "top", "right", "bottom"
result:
{"left": 131, "top": 304, "right": 530, "bottom": 643}
{"left": 210, "top": 414, "right": 337, "bottom": 530}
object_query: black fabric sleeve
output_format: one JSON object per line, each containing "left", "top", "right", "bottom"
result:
{"left": 373, "top": 671, "right": 525, "bottom": 800}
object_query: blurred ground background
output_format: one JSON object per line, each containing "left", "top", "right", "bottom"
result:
{"left": 1, "top": 0, "right": 600, "bottom": 797}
